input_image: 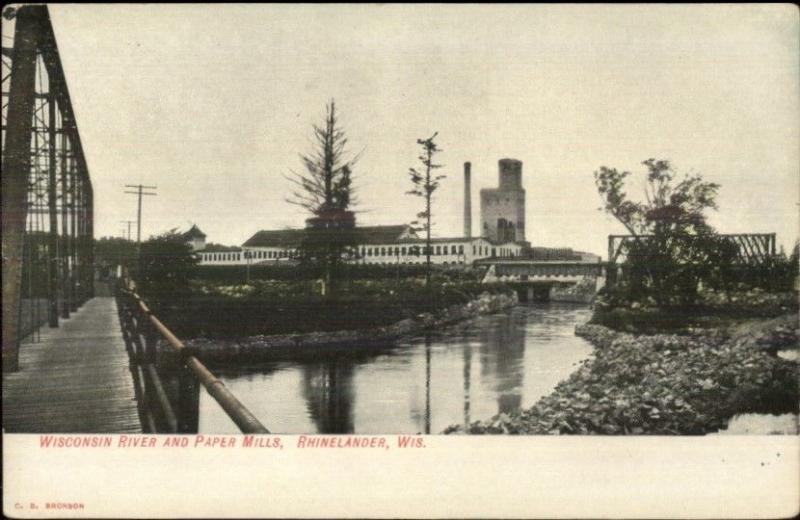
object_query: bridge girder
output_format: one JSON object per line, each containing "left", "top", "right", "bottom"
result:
{"left": 2, "top": 6, "right": 93, "bottom": 372}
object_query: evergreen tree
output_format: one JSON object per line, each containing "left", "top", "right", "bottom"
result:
{"left": 287, "top": 100, "right": 360, "bottom": 295}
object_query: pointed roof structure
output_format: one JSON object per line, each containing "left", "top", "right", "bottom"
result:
{"left": 181, "top": 224, "right": 206, "bottom": 240}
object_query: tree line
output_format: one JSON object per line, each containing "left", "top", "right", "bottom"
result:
{"left": 98, "top": 99, "right": 447, "bottom": 301}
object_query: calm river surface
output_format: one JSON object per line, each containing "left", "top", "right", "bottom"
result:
{"left": 198, "top": 303, "right": 594, "bottom": 434}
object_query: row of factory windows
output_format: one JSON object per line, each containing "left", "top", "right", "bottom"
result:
{"left": 201, "top": 244, "right": 518, "bottom": 263}
{"left": 201, "top": 249, "right": 296, "bottom": 262}
{"left": 361, "top": 244, "right": 465, "bottom": 257}
{"left": 360, "top": 244, "right": 519, "bottom": 257}
{"left": 372, "top": 260, "right": 466, "bottom": 265}
{"left": 202, "top": 246, "right": 468, "bottom": 261}
{"left": 202, "top": 252, "right": 239, "bottom": 262}
{"left": 203, "top": 245, "right": 477, "bottom": 261}
{"left": 246, "top": 249, "right": 295, "bottom": 260}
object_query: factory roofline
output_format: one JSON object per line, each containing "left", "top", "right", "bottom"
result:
{"left": 398, "top": 236, "right": 524, "bottom": 246}
{"left": 241, "top": 225, "right": 525, "bottom": 249}
{"left": 242, "top": 224, "right": 416, "bottom": 248}
{"left": 197, "top": 243, "right": 242, "bottom": 253}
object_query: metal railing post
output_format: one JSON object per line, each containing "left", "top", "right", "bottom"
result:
{"left": 115, "top": 281, "right": 269, "bottom": 434}
{"left": 177, "top": 364, "right": 200, "bottom": 433}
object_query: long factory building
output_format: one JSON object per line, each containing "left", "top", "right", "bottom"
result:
{"left": 188, "top": 158, "right": 598, "bottom": 267}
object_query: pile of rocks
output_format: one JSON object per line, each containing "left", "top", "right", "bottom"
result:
{"left": 699, "top": 289, "right": 798, "bottom": 316}
{"left": 551, "top": 277, "right": 598, "bottom": 304}
{"left": 445, "top": 314, "right": 798, "bottom": 435}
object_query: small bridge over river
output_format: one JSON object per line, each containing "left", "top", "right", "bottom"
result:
{"left": 476, "top": 259, "right": 605, "bottom": 302}
{"left": 476, "top": 231, "right": 778, "bottom": 302}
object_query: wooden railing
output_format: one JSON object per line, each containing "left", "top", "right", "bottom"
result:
{"left": 115, "top": 279, "right": 268, "bottom": 434}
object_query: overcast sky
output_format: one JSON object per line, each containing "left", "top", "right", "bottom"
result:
{"left": 38, "top": 4, "right": 799, "bottom": 256}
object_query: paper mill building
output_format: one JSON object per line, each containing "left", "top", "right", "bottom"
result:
{"left": 197, "top": 225, "right": 524, "bottom": 266}
{"left": 191, "top": 158, "right": 596, "bottom": 267}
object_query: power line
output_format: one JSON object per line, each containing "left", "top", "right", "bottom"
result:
{"left": 123, "top": 184, "right": 157, "bottom": 244}
{"left": 119, "top": 220, "right": 135, "bottom": 241}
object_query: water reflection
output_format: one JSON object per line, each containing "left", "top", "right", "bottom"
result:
{"left": 478, "top": 309, "right": 527, "bottom": 414}
{"left": 196, "top": 303, "right": 594, "bottom": 434}
{"left": 301, "top": 359, "right": 355, "bottom": 433}
{"left": 424, "top": 337, "right": 432, "bottom": 434}
{"left": 463, "top": 341, "right": 471, "bottom": 430}
{"left": 159, "top": 365, "right": 201, "bottom": 433}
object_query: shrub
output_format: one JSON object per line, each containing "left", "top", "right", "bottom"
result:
{"left": 138, "top": 230, "right": 198, "bottom": 302}
{"left": 150, "top": 279, "right": 511, "bottom": 339}
{"left": 192, "top": 263, "right": 484, "bottom": 284}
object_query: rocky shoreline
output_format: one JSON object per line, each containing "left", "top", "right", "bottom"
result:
{"left": 445, "top": 313, "right": 799, "bottom": 435}
{"left": 169, "top": 291, "right": 518, "bottom": 364}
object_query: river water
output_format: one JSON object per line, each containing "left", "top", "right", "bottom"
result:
{"left": 197, "top": 303, "right": 594, "bottom": 434}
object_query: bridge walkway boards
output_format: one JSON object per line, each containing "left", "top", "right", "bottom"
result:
{"left": 2, "top": 296, "right": 142, "bottom": 433}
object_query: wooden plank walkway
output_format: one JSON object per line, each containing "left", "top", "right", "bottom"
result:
{"left": 2, "top": 297, "right": 142, "bottom": 433}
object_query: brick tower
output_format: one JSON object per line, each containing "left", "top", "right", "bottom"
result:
{"left": 479, "top": 159, "right": 525, "bottom": 243}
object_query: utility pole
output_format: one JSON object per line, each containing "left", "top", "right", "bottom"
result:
{"left": 120, "top": 220, "right": 135, "bottom": 241}
{"left": 124, "top": 185, "right": 157, "bottom": 279}
{"left": 124, "top": 184, "right": 157, "bottom": 244}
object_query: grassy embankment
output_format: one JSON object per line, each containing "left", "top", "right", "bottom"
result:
{"left": 145, "top": 265, "right": 512, "bottom": 340}
{"left": 446, "top": 289, "right": 799, "bottom": 435}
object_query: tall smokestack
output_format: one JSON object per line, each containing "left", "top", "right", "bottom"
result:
{"left": 463, "top": 162, "right": 472, "bottom": 238}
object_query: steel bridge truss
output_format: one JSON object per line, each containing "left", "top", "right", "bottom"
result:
{"left": 2, "top": 6, "right": 93, "bottom": 372}
{"left": 607, "top": 233, "right": 777, "bottom": 266}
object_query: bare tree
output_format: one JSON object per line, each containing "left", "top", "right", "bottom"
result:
{"left": 407, "top": 132, "right": 444, "bottom": 289}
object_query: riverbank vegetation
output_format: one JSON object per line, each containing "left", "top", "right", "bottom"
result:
{"left": 131, "top": 231, "right": 508, "bottom": 340}
{"left": 592, "top": 286, "right": 798, "bottom": 333}
{"left": 182, "top": 289, "right": 518, "bottom": 363}
{"left": 147, "top": 276, "right": 511, "bottom": 339}
{"left": 192, "top": 262, "right": 483, "bottom": 285}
